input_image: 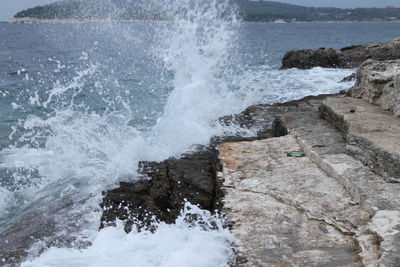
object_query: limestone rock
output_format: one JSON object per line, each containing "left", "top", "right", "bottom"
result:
{"left": 320, "top": 97, "right": 400, "bottom": 183}
{"left": 218, "top": 136, "right": 363, "bottom": 266}
{"left": 219, "top": 95, "right": 400, "bottom": 266}
{"left": 348, "top": 59, "right": 400, "bottom": 116}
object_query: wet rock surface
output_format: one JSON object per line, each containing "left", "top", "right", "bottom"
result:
{"left": 281, "top": 47, "right": 341, "bottom": 69}
{"left": 0, "top": 185, "right": 92, "bottom": 266}
{"left": 339, "top": 73, "right": 357, "bottom": 83}
{"left": 100, "top": 146, "right": 221, "bottom": 231}
{"left": 348, "top": 59, "right": 400, "bottom": 116}
{"left": 281, "top": 38, "right": 400, "bottom": 69}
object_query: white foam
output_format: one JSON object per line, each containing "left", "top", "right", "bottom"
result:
{"left": 21, "top": 204, "right": 234, "bottom": 267}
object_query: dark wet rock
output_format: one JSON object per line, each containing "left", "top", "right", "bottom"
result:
{"left": 339, "top": 73, "right": 356, "bottom": 83}
{"left": 281, "top": 37, "right": 400, "bottom": 69}
{"left": 100, "top": 146, "right": 222, "bottom": 232}
{"left": 281, "top": 47, "right": 340, "bottom": 69}
{"left": 0, "top": 188, "right": 91, "bottom": 265}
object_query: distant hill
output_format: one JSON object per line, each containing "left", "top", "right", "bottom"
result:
{"left": 13, "top": 0, "right": 400, "bottom": 22}
{"left": 237, "top": 0, "right": 400, "bottom": 22}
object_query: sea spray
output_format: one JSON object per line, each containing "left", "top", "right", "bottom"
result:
{"left": 0, "top": 0, "right": 243, "bottom": 264}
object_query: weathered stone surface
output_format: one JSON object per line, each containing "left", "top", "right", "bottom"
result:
{"left": 292, "top": 118, "right": 400, "bottom": 266}
{"left": 297, "top": 137, "right": 400, "bottom": 214}
{"left": 281, "top": 38, "right": 400, "bottom": 69}
{"left": 348, "top": 59, "right": 400, "bottom": 116}
{"left": 320, "top": 97, "right": 400, "bottom": 183}
{"left": 218, "top": 93, "right": 400, "bottom": 266}
{"left": 359, "top": 211, "right": 400, "bottom": 267}
{"left": 218, "top": 136, "right": 363, "bottom": 266}
{"left": 220, "top": 94, "right": 340, "bottom": 138}
{"left": 100, "top": 146, "right": 221, "bottom": 231}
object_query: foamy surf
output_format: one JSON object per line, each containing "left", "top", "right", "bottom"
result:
{"left": 21, "top": 204, "right": 234, "bottom": 267}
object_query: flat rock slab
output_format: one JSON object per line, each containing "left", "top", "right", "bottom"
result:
{"left": 218, "top": 135, "right": 362, "bottom": 267}
{"left": 321, "top": 97, "right": 400, "bottom": 183}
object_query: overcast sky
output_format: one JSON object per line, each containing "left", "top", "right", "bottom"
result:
{"left": 1, "top": 0, "right": 399, "bottom": 20}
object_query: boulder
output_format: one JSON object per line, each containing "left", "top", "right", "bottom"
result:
{"left": 348, "top": 59, "right": 400, "bottom": 116}
{"left": 281, "top": 38, "right": 400, "bottom": 69}
{"left": 281, "top": 47, "right": 340, "bottom": 69}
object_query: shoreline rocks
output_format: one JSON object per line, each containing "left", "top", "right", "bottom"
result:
{"left": 100, "top": 84, "right": 400, "bottom": 265}
{"left": 3, "top": 38, "right": 400, "bottom": 266}
{"left": 99, "top": 94, "right": 333, "bottom": 232}
{"left": 348, "top": 59, "right": 400, "bottom": 116}
{"left": 281, "top": 38, "right": 400, "bottom": 69}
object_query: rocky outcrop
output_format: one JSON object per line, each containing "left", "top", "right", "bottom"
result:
{"left": 281, "top": 47, "right": 341, "bottom": 69}
{"left": 348, "top": 59, "right": 400, "bottom": 116}
{"left": 281, "top": 38, "right": 400, "bottom": 69}
{"left": 100, "top": 146, "right": 221, "bottom": 232}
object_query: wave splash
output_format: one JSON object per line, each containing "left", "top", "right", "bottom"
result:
{"left": 0, "top": 0, "right": 354, "bottom": 265}
{"left": 1, "top": 0, "right": 244, "bottom": 265}
{"left": 21, "top": 203, "right": 234, "bottom": 267}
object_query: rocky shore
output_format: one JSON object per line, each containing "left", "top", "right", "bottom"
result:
{"left": 100, "top": 58, "right": 400, "bottom": 266}
{"left": 2, "top": 41, "right": 400, "bottom": 266}
{"left": 281, "top": 38, "right": 400, "bottom": 69}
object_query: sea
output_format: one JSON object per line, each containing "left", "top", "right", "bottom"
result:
{"left": 1, "top": 1, "right": 400, "bottom": 266}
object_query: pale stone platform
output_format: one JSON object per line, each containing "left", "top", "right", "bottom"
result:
{"left": 218, "top": 136, "right": 364, "bottom": 267}
{"left": 219, "top": 114, "right": 400, "bottom": 266}
{"left": 321, "top": 97, "right": 400, "bottom": 183}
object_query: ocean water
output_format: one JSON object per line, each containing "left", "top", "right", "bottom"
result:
{"left": 0, "top": 1, "right": 399, "bottom": 265}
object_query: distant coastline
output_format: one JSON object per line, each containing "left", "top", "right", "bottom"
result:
{"left": 6, "top": 17, "right": 170, "bottom": 24}
{"left": 5, "top": 17, "right": 400, "bottom": 24}
{"left": 12, "top": 0, "right": 400, "bottom": 24}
